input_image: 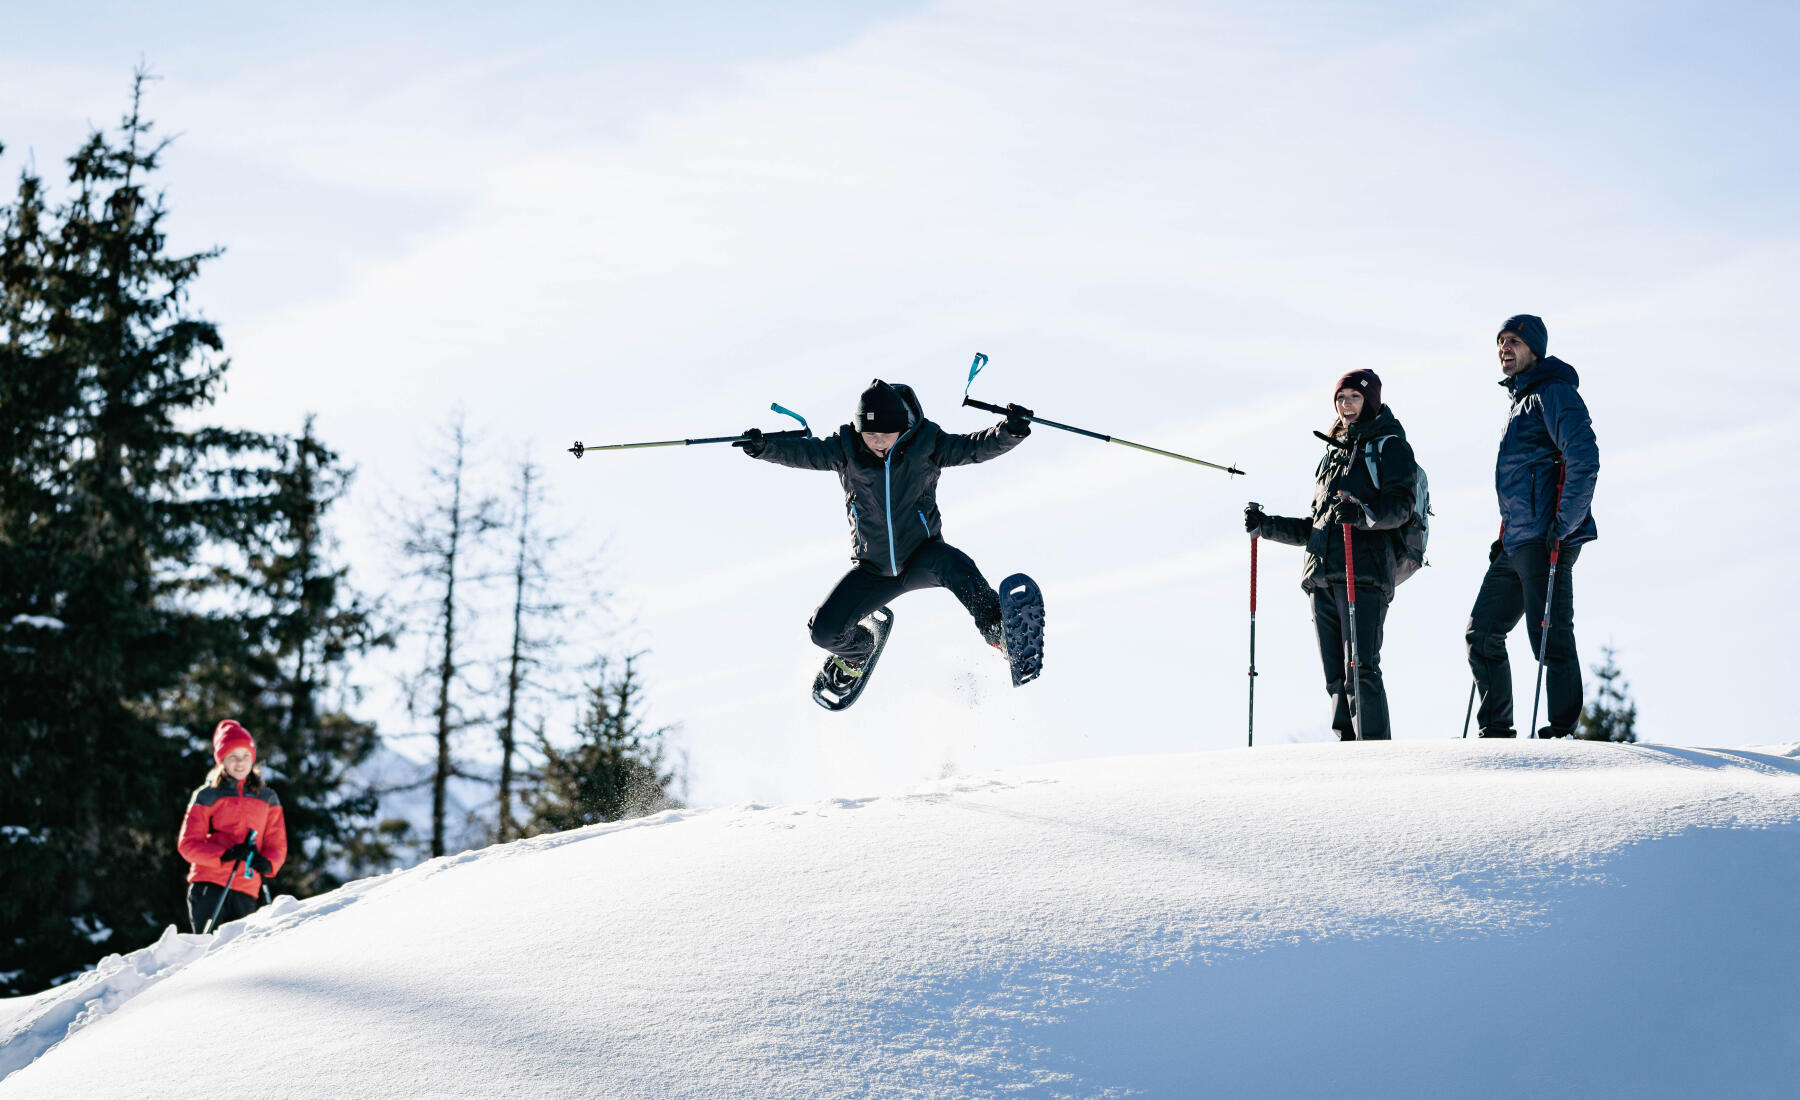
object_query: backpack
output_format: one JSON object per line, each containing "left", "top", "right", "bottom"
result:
{"left": 1362, "top": 435, "right": 1430, "bottom": 585}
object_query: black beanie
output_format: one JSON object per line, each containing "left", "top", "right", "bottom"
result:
{"left": 1497, "top": 314, "right": 1548, "bottom": 360}
{"left": 855, "top": 380, "right": 909, "bottom": 433}
{"left": 1334, "top": 369, "right": 1382, "bottom": 419}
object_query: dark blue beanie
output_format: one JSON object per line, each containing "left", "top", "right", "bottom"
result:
{"left": 1497, "top": 314, "right": 1548, "bottom": 359}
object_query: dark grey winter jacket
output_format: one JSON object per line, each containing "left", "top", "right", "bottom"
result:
{"left": 751, "top": 384, "right": 1023, "bottom": 576}
{"left": 1495, "top": 357, "right": 1599, "bottom": 555}
{"left": 1260, "top": 405, "right": 1418, "bottom": 597}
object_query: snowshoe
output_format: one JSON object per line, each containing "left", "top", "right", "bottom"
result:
{"left": 811, "top": 606, "right": 894, "bottom": 712}
{"left": 996, "top": 573, "right": 1045, "bottom": 687}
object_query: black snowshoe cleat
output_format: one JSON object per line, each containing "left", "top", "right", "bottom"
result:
{"left": 996, "top": 573, "right": 1045, "bottom": 687}
{"left": 812, "top": 607, "right": 894, "bottom": 712}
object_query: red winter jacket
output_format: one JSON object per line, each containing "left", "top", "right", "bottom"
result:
{"left": 178, "top": 779, "right": 288, "bottom": 896}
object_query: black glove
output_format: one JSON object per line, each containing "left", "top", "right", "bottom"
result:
{"left": 1330, "top": 493, "right": 1370, "bottom": 528}
{"left": 732, "top": 427, "right": 766, "bottom": 458}
{"left": 1244, "top": 503, "right": 1267, "bottom": 535}
{"left": 1489, "top": 537, "right": 1505, "bottom": 563}
{"left": 249, "top": 852, "right": 274, "bottom": 877}
{"left": 1545, "top": 523, "right": 1563, "bottom": 552}
{"left": 220, "top": 840, "right": 255, "bottom": 865}
{"left": 1004, "top": 404, "right": 1033, "bottom": 438}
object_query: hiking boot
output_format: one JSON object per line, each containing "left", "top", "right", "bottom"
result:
{"left": 822, "top": 654, "right": 866, "bottom": 693}
{"left": 1478, "top": 726, "right": 1517, "bottom": 738}
{"left": 1537, "top": 726, "right": 1573, "bottom": 740}
{"left": 980, "top": 617, "right": 1008, "bottom": 658}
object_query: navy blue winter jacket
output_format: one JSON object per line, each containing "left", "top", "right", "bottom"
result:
{"left": 1495, "top": 357, "right": 1599, "bottom": 555}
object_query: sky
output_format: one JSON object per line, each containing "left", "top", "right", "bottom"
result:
{"left": 4, "top": 0, "right": 1797, "bottom": 814}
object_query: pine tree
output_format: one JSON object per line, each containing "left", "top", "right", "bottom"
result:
{"left": 0, "top": 72, "right": 286, "bottom": 994}
{"left": 494, "top": 459, "right": 560, "bottom": 842}
{"left": 166, "top": 416, "right": 395, "bottom": 892}
{"left": 525, "top": 654, "right": 680, "bottom": 833}
{"left": 396, "top": 417, "right": 501, "bottom": 857}
{"left": 1579, "top": 646, "right": 1638, "bottom": 743}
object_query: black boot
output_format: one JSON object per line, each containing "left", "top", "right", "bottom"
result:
{"left": 1478, "top": 726, "right": 1517, "bottom": 738}
{"left": 1537, "top": 726, "right": 1573, "bottom": 740}
{"left": 979, "top": 616, "right": 1008, "bottom": 657}
{"left": 821, "top": 654, "right": 866, "bottom": 693}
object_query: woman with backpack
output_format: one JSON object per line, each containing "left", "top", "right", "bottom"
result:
{"left": 177, "top": 719, "right": 287, "bottom": 932}
{"left": 1243, "top": 370, "right": 1420, "bottom": 740}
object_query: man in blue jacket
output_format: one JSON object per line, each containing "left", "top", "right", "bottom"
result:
{"left": 1466, "top": 315, "right": 1600, "bottom": 738}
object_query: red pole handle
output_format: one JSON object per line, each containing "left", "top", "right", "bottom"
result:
{"left": 1342, "top": 522, "right": 1356, "bottom": 603}
{"left": 1541, "top": 461, "right": 1569, "bottom": 624}
{"left": 1548, "top": 461, "right": 1568, "bottom": 569}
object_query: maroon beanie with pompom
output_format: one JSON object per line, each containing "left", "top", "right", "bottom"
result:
{"left": 213, "top": 720, "right": 256, "bottom": 765}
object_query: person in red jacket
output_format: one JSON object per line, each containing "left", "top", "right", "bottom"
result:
{"left": 177, "top": 720, "right": 287, "bottom": 932}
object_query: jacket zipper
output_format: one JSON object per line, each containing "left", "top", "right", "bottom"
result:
{"left": 918, "top": 510, "right": 930, "bottom": 537}
{"left": 884, "top": 454, "right": 897, "bottom": 574}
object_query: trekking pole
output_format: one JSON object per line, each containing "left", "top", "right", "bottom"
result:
{"left": 568, "top": 403, "right": 810, "bottom": 458}
{"left": 202, "top": 828, "right": 256, "bottom": 935}
{"left": 961, "top": 353, "right": 1244, "bottom": 475}
{"left": 1461, "top": 679, "right": 1477, "bottom": 738}
{"left": 1343, "top": 523, "right": 1365, "bottom": 740}
{"left": 1248, "top": 510, "right": 1260, "bottom": 748}
{"left": 1528, "top": 461, "right": 1569, "bottom": 739}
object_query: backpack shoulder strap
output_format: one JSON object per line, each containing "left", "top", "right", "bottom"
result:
{"left": 1362, "top": 434, "right": 1396, "bottom": 489}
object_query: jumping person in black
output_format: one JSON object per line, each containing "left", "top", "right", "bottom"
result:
{"left": 1246, "top": 370, "right": 1419, "bottom": 740}
{"left": 736, "top": 379, "right": 1030, "bottom": 693}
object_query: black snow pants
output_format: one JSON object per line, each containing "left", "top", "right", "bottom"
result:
{"left": 810, "top": 539, "right": 1001, "bottom": 661}
{"left": 187, "top": 881, "right": 258, "bottom": 934}
{"left": 1311, "top": 583, "right": 1392, "bottom": 740}
{"left": 1466, "top": 542, "right": 1583, "bottom": 735}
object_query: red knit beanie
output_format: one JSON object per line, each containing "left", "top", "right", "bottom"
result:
{"left": 1333, "top": 369, "right": 1382, "bottom": 419}
{"left": 213, "top": 720, "right": 256, "bottom": 765}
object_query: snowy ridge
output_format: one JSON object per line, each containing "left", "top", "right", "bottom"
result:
{"left": 4, "top": 741, "right": 1799, "bottom": 1098}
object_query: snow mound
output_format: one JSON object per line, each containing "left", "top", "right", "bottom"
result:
{"left": 4, "top": 741, "right": 1799, "bottom": 1098}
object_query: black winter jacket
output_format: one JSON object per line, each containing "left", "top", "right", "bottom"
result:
{"left": 1260, "top": 405, "right": 1418, "bottom": 597}
{"left": 751, "top": 384, "right": 1023, "bottom": 576}
{"left": 1495, "top": 357, "right": 1599, "bottom": 555}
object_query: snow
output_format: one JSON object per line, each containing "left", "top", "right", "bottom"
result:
{"left": 4, "top": 616, "right": 64, "bottom": 632}
{"left": 4, "top": 740, "right": 1798, "bottom": 1098}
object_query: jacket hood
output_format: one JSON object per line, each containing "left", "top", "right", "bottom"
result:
{"left": 1349, "top": 404, "right": 1406, "bottom": 441}
{"left": 890, "top": 382, "right": 924, "bottom": 426}
{"left": 1504, "top": 356, "right": 1579, "bottom": 396}
{"left": 1319, "top": 404, "right": 1406, "bottom": 448}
